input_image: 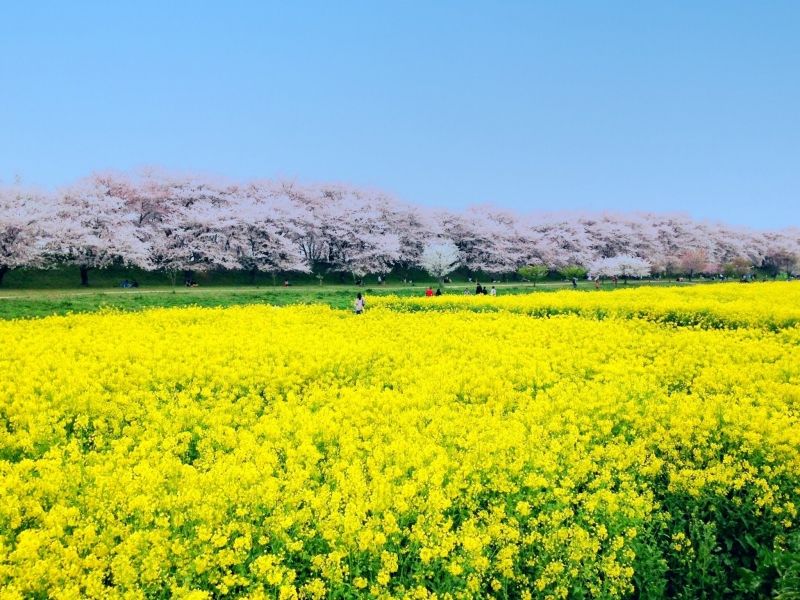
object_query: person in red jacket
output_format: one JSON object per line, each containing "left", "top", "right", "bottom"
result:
{"left": 425, "top": 286, "right": 434, "bottom": 297}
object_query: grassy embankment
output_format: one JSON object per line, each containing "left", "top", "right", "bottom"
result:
{"left": 0, "top": 266, "right": 699, "bottom": 320}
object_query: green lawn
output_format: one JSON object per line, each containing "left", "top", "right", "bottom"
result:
{"left": 0, "top": 278, "right": 699, "bottom": 320}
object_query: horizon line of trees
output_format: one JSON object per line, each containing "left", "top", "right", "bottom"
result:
{"left": 1, "top": 169, "right": 799, "bottom": 287}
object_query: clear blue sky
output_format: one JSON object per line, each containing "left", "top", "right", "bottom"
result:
{"left": 1, "top": 1, "right": 798, "bottom": 229}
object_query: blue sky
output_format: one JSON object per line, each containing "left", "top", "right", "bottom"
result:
{"left": 1, "top": 1, "right": 798, "bottom": 228}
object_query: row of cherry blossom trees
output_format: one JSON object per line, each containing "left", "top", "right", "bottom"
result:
{"left": 1, "top": 170, "right": 798, "bottom": 286}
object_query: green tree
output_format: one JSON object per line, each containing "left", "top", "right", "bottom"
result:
{"left": 559, "top": 264, "right": 587, "bottom": 281}
{"left": 517, "top": 264, "right": 549, "bottom": 287}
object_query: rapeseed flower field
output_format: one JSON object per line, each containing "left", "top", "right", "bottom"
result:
{"left": 1, "top": 283, "right": 799, "bottom": 598}
{"left": 372, "top": 281, "right": 800, "bottom": 330}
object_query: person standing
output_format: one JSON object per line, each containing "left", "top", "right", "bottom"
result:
{"left": 476, "top": 282, "right": 483, "bottom": 295}
{"left": 354, "top": 292, "right": 365, "bottom": 314}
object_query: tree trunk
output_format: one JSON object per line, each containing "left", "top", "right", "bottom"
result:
{"left": 249, "top": 267, "right": 258, "bottom": 285}
{"left": 80, "top": 266, "right": 90, "bottom": 287}
{"left": 183, "top": 270, "right": 193, "bottom": 285}
{"left": 0, "top": 265, "right": 8, "bottom": 286}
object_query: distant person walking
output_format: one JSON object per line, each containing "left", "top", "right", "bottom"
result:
{"left": 354, "top": 292, "right": 365, "bottom": 314}
{"left": 571, "top": 277, "right": 577, "bottom": 289}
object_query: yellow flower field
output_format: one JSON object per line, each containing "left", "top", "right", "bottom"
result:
{"left": 372, "top": 281, "right": 800, "bottom": 330}
{"left": 1, "top": 284, "right": 799, "bottom": 598}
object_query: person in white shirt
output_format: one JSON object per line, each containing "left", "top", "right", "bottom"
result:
{"left": 354, "top": 292, "right": 365, "bottom": 314}
{"left": 490, "top": 286, "right": 497, "bottom": 296}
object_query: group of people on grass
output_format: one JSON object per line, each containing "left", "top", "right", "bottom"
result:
{"left": 431, "top": 282, "right": 497, "bottom": 298}
{"left": 471, "top": 283, "right": 497, "bottom": 296}
{"left": 354, "top": 283, "right": 500, "bottom": 314}
{"left": 424, "top": 287, "right": 442, "bottom": 297}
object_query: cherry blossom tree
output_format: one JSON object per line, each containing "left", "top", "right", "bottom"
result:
{"left": 325, "top": 191, "right": 402, "bottom": 282}
{"left": 652, "top": 256, "right": 681, "bottom": 281}
{"left": 582, "top": 214, "right": 657, "bottom": 260}
{"left": 419, "top": 241, "right": 460, "bottom": 287}
{"left": 379, "top": 203, "right": 437, "bottom": 279}
{"left": 722, "top": 257, "right": 753, "bottom": 279}
{"left": 524, "top": 215, "right": 594, "bottom": 269}
{"left": 4, "top": 169, "right": 798, "bottom": 286}
{"left": 140, "top": 173, "right": 246, "bottom": 285}
{"left": 283, "top": 183, "right": 404, "bottom": 283}
{"left": 226, "top": 185, "right": 309, "bottom": 284}
{"left": 589, "top": 255, "right": 651, "bottom": 283}
{"left": 762, "top": 246, "right": 799, "bottom": 279}
{"left": 50, "top": 176, "right": 150, "bottom": 286}
{"left": 82, "top": 170, "right": 165, "bottom": 228}
{"left": 332, "top": 230, "right": 402, "bottom": 283}
{"left": 756, "top": 229, "right": 799, "bottom": 279}
{"left": 679, "top": 249, "right": 710, "bottom": 280}
{"left": 0, "top": 185, "right": 54, "bottom": 285}
{"left": 615, "top": 255, "right": 651, "bottom": 282}
{"left": 148, "top": 199, "right": 240, "bottom": 286}
{"left": 280, "top": 183, "right": 340, "bottom": 280}
{"left": 442, "top": 207, "right": 526, "bottom": 277}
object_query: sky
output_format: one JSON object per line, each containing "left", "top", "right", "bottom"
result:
{"left": 1, "top": 1, "right": 798, "bottom": 229}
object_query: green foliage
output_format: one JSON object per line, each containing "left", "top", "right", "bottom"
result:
{"left": 774, "top": 531, "right": 800, "bottom": 599}
{"left": 517, "top": 264, "right": 549, "bottom": 286}
{"left": 559, "top": 264, "right": 588, "bottom": 280}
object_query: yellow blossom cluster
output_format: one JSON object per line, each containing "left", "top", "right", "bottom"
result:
{"left": 372, "top": 281, "right": 800, "bottom": 330}
{"left": 1, "top": 284, "right": 799, "bottom": 598}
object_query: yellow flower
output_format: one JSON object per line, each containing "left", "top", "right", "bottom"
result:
{"left": 0, "top": 284, "right": 797, "bottom": 598}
